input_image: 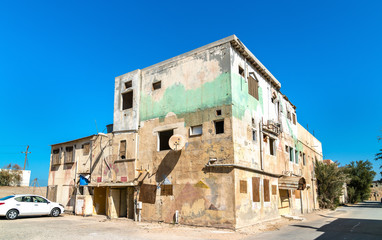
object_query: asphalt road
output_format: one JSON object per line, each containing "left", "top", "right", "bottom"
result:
{"left": 245, "top": 201, "right": 382, "bottom": 240}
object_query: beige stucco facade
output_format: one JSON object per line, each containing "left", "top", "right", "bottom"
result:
{"left": 48, "top": 35, "right": 323, "bottom": 229}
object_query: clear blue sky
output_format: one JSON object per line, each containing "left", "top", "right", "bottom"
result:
{"left": 0, "top": 0, "right": 381, "bottom": 186}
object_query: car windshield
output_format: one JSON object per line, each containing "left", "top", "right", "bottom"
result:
{"left": 0, "top": 195, "right": 15, "bottom": 201}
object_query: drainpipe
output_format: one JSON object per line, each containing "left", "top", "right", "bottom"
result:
{"left": 259, "top": 119, "right": 264, "bottom": 170}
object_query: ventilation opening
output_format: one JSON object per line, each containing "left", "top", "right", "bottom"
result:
{"left": 216, "top": 109, "right": 222, "bottom": 116}
{"left": 124, "top": 81, "right": 132, "bottom": 89}
{"left": 153, "top": 81, "right": 161, "bottom": 90}
{"left": 239, "top": 66, "right": 245, "bottom": 77}
{"left": 122, "top": 91, "right": 133, "bottom": 110}
{"left": 214, "top": 120, "right": 224, "bottom": 134}
{"left": 159, "top": 129, "right": 173, "bottom": 151}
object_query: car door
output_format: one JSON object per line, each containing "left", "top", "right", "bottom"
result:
{"left": 14, "top": 196, "right": 35, "bottom": 216}
{"left": 31, "top": 196, "right": 50, "bottom": 215}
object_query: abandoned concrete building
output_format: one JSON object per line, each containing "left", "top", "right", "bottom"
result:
{"left": 48, "top": 35, "right": 323, "bottom": 229}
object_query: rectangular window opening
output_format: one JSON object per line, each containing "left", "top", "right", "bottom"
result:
{"left": 295, "top": 150, "right": 299, "bottom": 164}
{"left": 119, "top": 140, "right": 126, "bottom": 159}
{"left": 289, "top": 147, "right": 294, "bottom": 162}
{"left": 252, "top": 129, "right": 257, "bottom": 141}
{"left": 190, "top": 125, "right": 202, "bottom": 136}
{"left": 248, "top": 76, "right": 259, "bottom": 100}
{"left": 292, "top": 113, "right": 296, "bottom": 125}
{"left": 65, "top": 146, "right": 74, "bottom": 163}
{"left": 216, "top": 109, "right": 222, "bottom": 116}
{"left": 272, "top": 185, "right": 277, "bottom": 195}
{"left": 52, "top": 149, "right": 60, "bottom": 165}
{"left": 124, "top": 81, "right": 132, "bottom": 89}
{"left": 303, "top": 153, "right": 306, "bottom": 166}
{"left": 122, "top": 91, "right": 133, "bottom": 110}
{"left": 239, "top": 66, "right": 245, "bottom": 77}
{"left": 153, "top": 81, "right": 161, "bottom": 90}
{"left": 159, "top": 129, "right": 173, "bottom": 151}
{"left": 214, "top": 120, "right": 224, "bottom": 134}
{"left": 269, "top": 138, "right": 276, "bottom": 156}
{"left": 82, "top": 143, "right": 90, "bottom": 156}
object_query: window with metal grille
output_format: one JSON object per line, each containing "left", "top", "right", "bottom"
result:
{"left": 161, "top": 184, "right": 173, "bottom": 196}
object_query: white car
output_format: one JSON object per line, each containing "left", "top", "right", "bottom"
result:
{"left": 0, "top": 194, "right": 65, "bottom": 220}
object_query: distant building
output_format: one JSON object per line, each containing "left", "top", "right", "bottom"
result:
{"left": 0, "top": 169, "right": 30, "bottom": 186}
{"left": 48, "top": 35, "right": 323, "bottom": 229}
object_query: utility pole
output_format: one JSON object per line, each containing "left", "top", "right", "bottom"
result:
{"left": 21, "top": 145, "right": 31, "bottom": 170}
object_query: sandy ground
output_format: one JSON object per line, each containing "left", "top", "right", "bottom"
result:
{"left": 0, "top": 209, "right": 329, "bottom": 240}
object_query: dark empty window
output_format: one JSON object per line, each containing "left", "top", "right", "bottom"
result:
{"left": 239, "top": 66, "right": 245, "bottom": 77}
{"left": 269, "top": 138, "right": 276, "bottom": 156}
{"left": 153, "top": 81, "right": 161, "bottom": 90}
{"left": 248, "top": 76, "right": 259, "bottom": 100}
{"left": 119, "top": 140, "right": 126, "bottom": 159}
{"left": 292, "top": 113, "right": 296, "bottom": 125}
{"left": 159, "top": 129, "right": 173, "bottom": 151}
{"left": 252, "top": 117, "right": 255, "bottom": 125}
{"left": 124, "top": 81, "right": 132, "bottom": 89}
{"left": 303, "top": 153, "right": 306, "bottom": 166}
{"left": 216, "top": 109, "right": 222, "bottom": 116}
{"left": 214, "top": 120, "right": 224, "bottom": 134}
{"left": 122, "top": 91, "right": 133, "bottom": 110}
{"left": 252, "top": 130, "right": 257, "bottom": 141}
{"left": 295, "top": 150, "right": 299, "bottom": 164}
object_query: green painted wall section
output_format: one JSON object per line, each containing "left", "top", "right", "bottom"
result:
{"left": 231, "top": 74, "right": 263, "bottom": 119}
{"left": 140, "top": 73, "right": 232, "bottom": 124}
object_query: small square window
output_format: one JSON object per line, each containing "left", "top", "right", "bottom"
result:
{"left": 214, "top": 120, "right": 224, "bottom": 134}
{"left": 239, "top": 66, "right": 245, "bottom": 77}
{"left": 216, "top": 109, "right": 222, "bottom": 116}
{"left": 190, "top": 125, "right": 202, "bottom": 136}
{"left": 124, "top": 81, "right": 132, "bottom": 89}
{"left": 153, "top": 81, "right": 161, "bottom": 90}
{"left": 159, "top": 129, "right": 173, "bottom": 151}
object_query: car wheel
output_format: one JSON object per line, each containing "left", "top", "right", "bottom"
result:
{"left": 6, "top": 209, "right": 18, "bottom": 220}
{"left": 50, "top": 207, "right": 60, "bottom": 217}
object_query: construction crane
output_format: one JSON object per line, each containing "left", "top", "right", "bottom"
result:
{"left": 21, "top": 145, "right": 31, "bottom": 170}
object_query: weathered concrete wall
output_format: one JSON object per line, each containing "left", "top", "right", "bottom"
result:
{"left": 132, "top": 42, "right": 236, "bottom": 227}
{"left": 0, "top": 186, "right": 47, "bottom": 198}
{"left": 114, "top": 70, "right": 141, "bottom": 132}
